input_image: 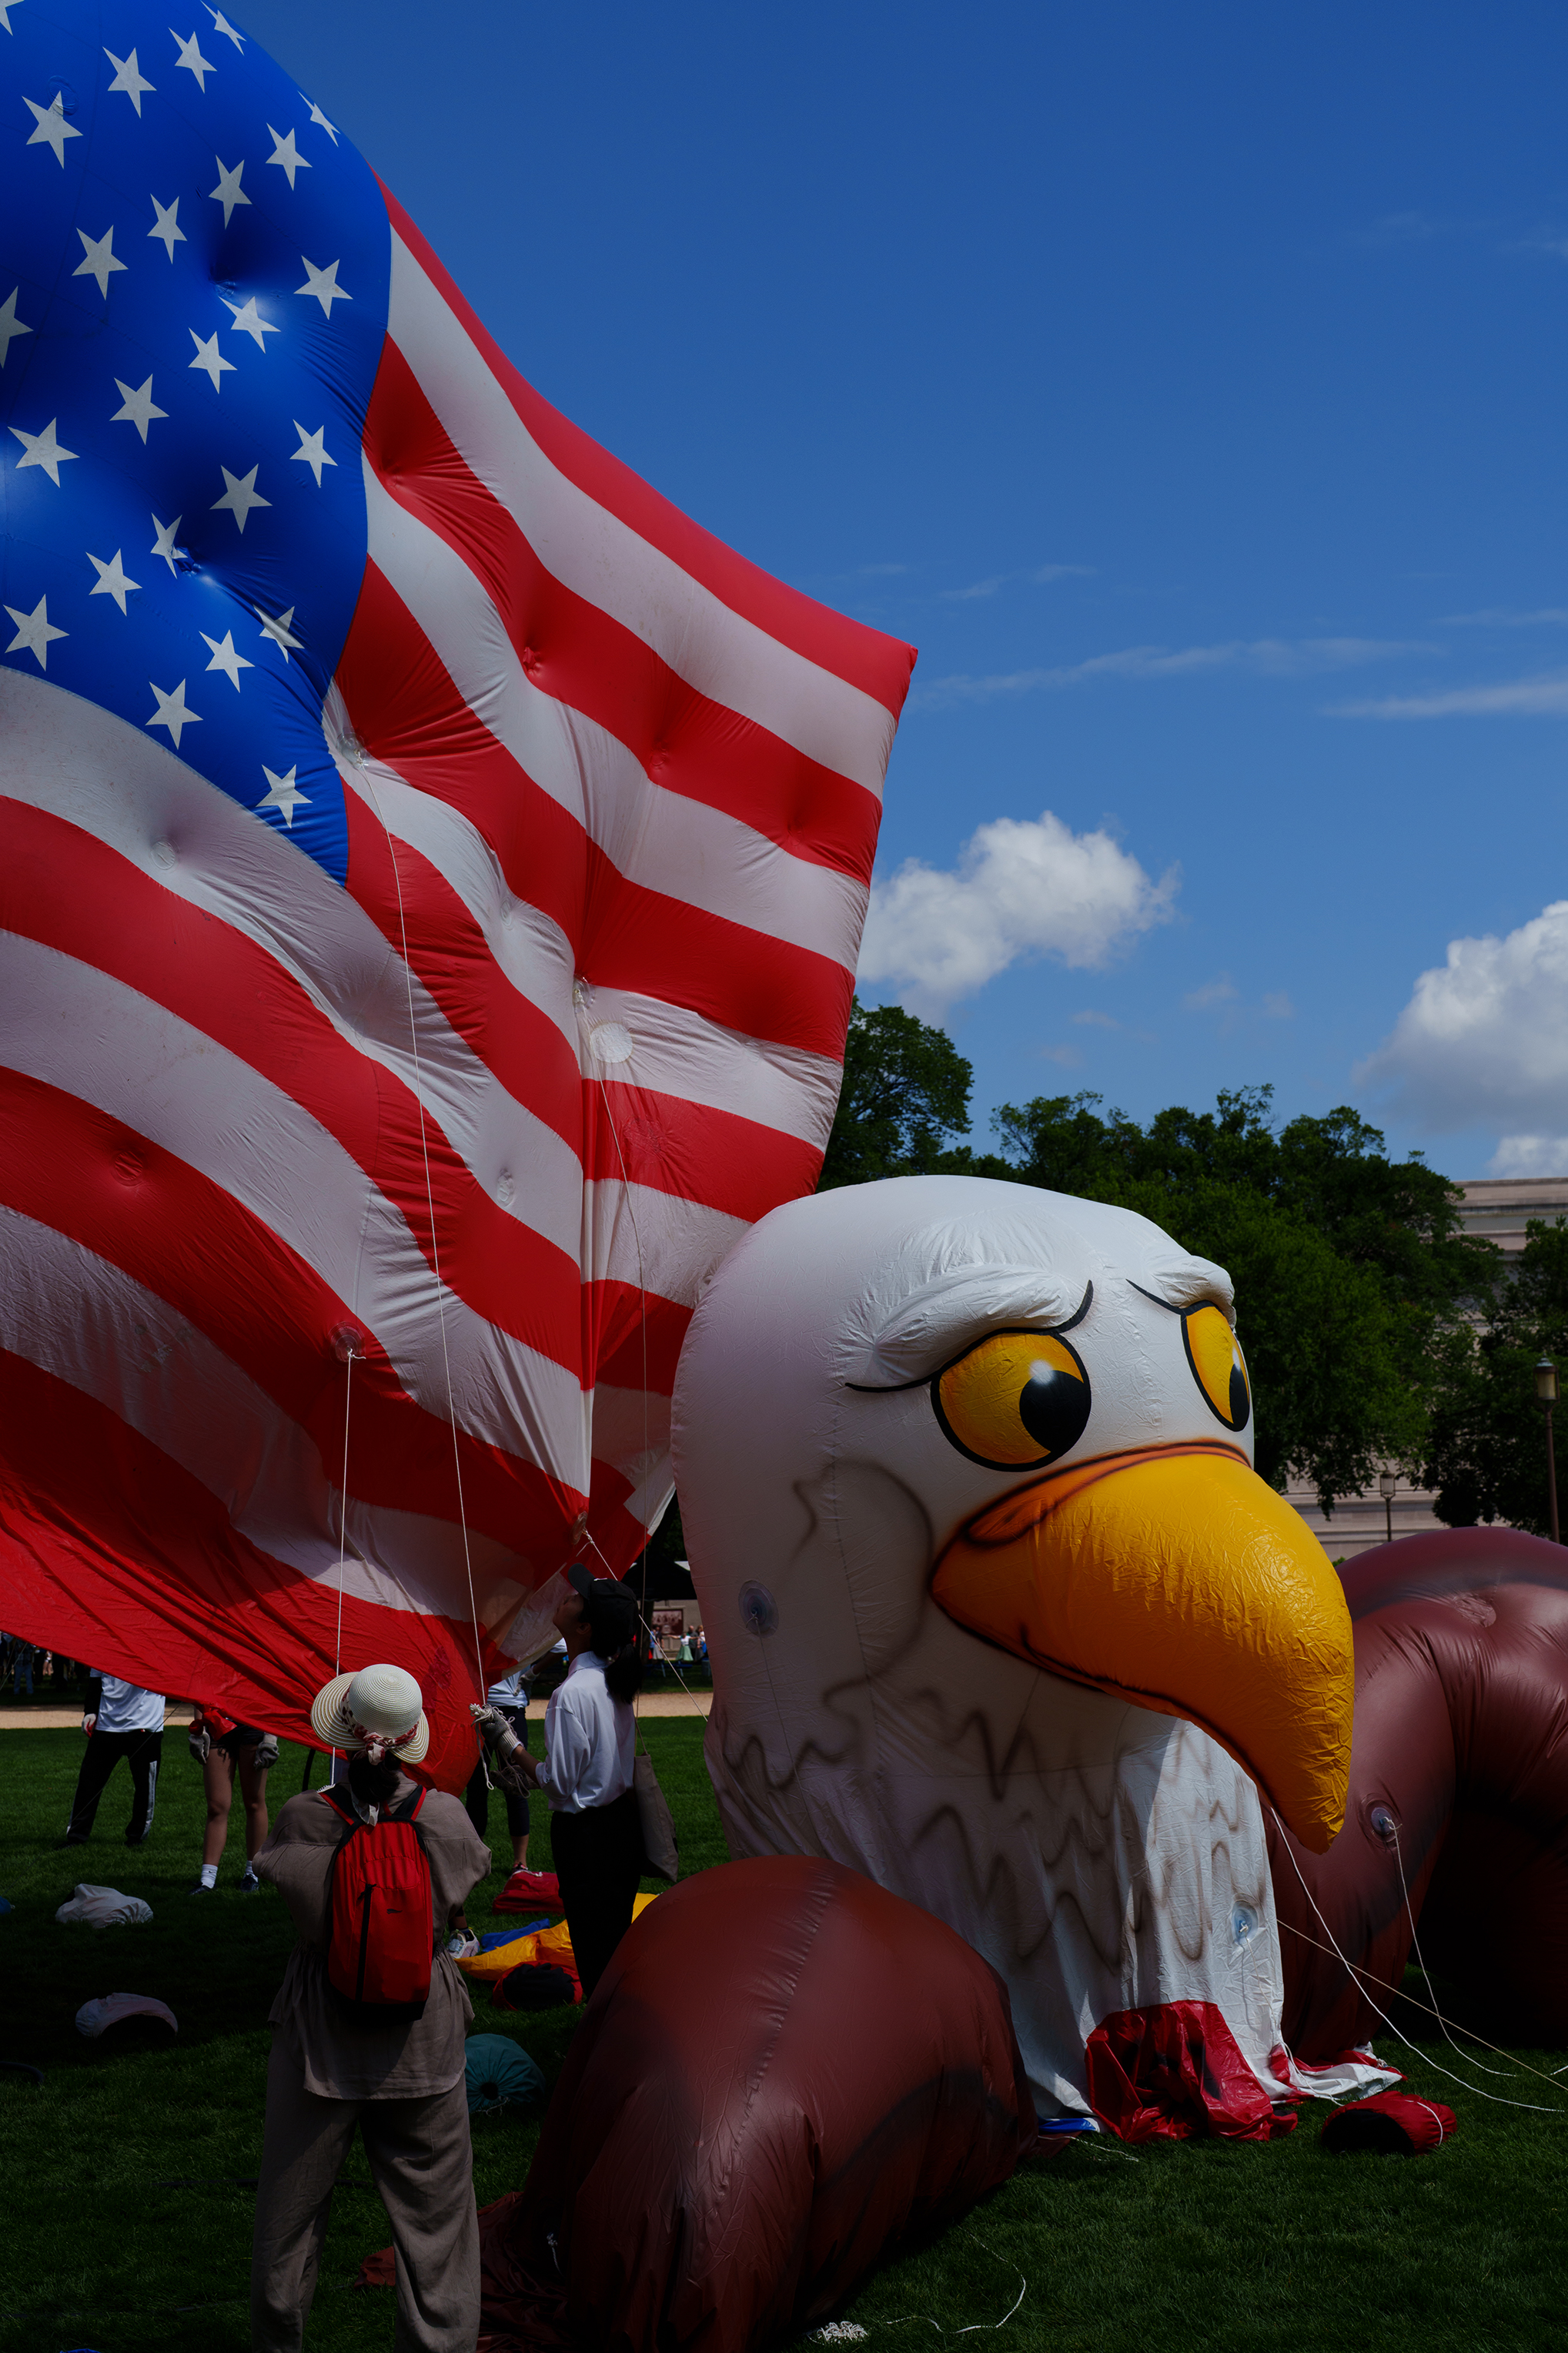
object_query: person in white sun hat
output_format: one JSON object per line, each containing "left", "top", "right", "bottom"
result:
{"left": 249, "top": 1663, "right": 491, "bottom": 2353}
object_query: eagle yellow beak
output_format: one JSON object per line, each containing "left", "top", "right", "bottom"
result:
{"left": 931, "top": 1443, "right": 1353, "bottom": 1852}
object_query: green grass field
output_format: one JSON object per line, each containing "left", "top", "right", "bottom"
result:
{"left": 2, "top": 1719, "right": 1565, "bottom": 2352}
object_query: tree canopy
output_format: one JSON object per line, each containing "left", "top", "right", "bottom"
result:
{"left": 1422, "top": 1217, "right": 1568, "bottom": 1535}
{"left": 817, "top": 997, "right": 976, "bottom": 1189}
{"left": 817, "top": 1012, "right": 1501, "bottom": 1513}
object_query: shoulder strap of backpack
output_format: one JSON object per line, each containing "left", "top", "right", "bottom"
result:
{"left": 388, "top": 1783, "right": 428, "bottom": 1825}
{"left": 319, "top": 1786, "right": 356, "bottom": 1832}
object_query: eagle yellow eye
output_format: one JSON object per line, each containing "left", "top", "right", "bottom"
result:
{"left": 933, "top": 1330, "right": 1092, "bottom": 1471}
{"left": 1183, "top": 1304, "right": 1251, "bottom": 1432}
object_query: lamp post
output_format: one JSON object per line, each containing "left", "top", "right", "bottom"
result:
{"left": 1536, "top": 1357, "right": 1560, "bottom": 1545}
{"left": 1379, "top": 1468, "right": 1397, "bottom": 1548}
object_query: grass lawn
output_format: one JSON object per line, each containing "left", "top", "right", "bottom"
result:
{"left": 1, "top": 1719, "right": 1564, "bottom": 2352}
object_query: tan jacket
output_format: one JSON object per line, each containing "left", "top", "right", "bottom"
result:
{"left": 254, "top": 1774, "right": 491, "bottom": 2099}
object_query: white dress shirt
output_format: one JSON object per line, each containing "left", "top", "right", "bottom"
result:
{"left": 535, "top": 1654, "right": 634, "bottom": 1813}
{"left": 94, "top": 1675, "right": 165, "bottom": 1734}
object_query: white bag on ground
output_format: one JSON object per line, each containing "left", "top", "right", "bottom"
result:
{"left": 55, "top": 1883, "right": 153, "bottom": 1928}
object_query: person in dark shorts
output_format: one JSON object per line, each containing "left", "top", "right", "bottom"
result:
{"left": 188, "top": 1705, "right": 277, "bottom": 1893}
{"left": 65, "top": 1672, "right": 165, "bottom": 1845}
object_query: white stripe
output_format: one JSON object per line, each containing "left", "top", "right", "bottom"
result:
{"left": 0, "top": 1203, "right": 538, "bottom": 1625}
{"left": 326, "top": 714, "right": 844, "bottom": 1149}
{"left": 573, "top": 982, "right": 841, "bottom": 1149}
{"left": 0, "top": 667, "right": 587, "bottom": 1269}
{"left": 364, "top": 462, "right": 868, "bottom": 968}
{"left": 0, "top": 924, "right": 592, "bottom": 1488}
{"left": 0, "top": 671, "right": 748, "bottom": 1333}
{"left": 389, "top": 228, "right": 897, "bottom": 803}
{"left": 580, "top": 1174, "right": 748, "bottom": 1311}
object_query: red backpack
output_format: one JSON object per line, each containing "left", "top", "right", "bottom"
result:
{"left": 321, "top": 1784, "right": 434, "bottom": 2024}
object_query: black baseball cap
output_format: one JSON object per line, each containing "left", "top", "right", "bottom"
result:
{"left": 567, "top": 1564, "right": 639, "bottom": 1655}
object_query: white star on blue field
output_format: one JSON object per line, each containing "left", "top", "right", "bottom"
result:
{"left": 0, "top": 2, "right": 389, "bottom": 880}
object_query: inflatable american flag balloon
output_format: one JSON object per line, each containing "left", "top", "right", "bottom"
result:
{"left": 0, "top": 2, "right": 913, "bottom": 1786}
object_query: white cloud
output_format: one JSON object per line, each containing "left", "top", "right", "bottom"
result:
{"left": 1184, "top": 974, "right": 1238, "bottom": 1011}
{"left": 858, "top": 809, "right": 1176, "bottom": 1016}
{"left": 1489, "top": 1134, "right": 1568, "bottom": 1177}
{"left": 1263, "top": 991, "right": 1296, "bottom": 1019}
{"left": 1038, "top": 1043, "right": 1084, "bottom": 1067}
{"left": 1333, "top": 671, "right": 1568, "bottom": 718}
{"left": 942, "top": 575, "right": 1006, "bottom": 601}
{"left": 939, "top": 563, "right": 1092, "bottom": 604}
{"left": 1436, "top": 607, "right": 1568, "bottom": 628}
{"left": 1072, "top": 1008, "right": 1121, "bottom": 1029}
{"left": 913, "top": 637, "right": 1426, "bottom": 710}
{"left": 1358, "top": 901, "right": 1568, "bottom": 1131}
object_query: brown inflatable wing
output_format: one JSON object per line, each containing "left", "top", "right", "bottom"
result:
{"left": 1269, "top": 1528, "right": 1568, "bottom": 2057}
{"left": 474, "top": 1853, "right": 1037, "bottom": 2353}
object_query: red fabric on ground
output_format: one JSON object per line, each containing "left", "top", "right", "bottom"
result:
{"left": 1085, "top": 2000, "right": 1297, "bottom": 2142}
{"left": 1320, "top": 2090, "right": 1456, "bottom": 2154}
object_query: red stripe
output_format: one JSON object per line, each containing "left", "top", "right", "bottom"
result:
{"left": 379, "top": 181, "right": 918, "bottom": 725}
{"left": 365, "top": 338, "right": 883, "bottom": 887}
{"left": 0, "top": 1347, "right": 492, "bottom": 1792}
{"left": 581, "top": 1078, "right": 822, "bottom": 1223}
{"left": 0, "top": 1065, "right": 580, "bottom": 1538}
{"left": 338, "top": 564, "right": 856, "bottom": 1061}
{"left": 347, "top": 796, "right": 827, "bottom": 1216}
{"left": 584, "top": 1284, "right": 689, "bottom": 1400}
{"left": 343, "top": 792, "right": 583, "bottom": 1148}
{"left": 2, "top": 797, "right": 591, "bottom": 1361}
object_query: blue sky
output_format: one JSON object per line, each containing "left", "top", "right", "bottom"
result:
{"left": 244, "top": 0, "right": 1568, "bottom": 1181}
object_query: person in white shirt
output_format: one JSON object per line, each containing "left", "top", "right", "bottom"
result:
{"left": 473, "top": 1566, "right": 644, "bottom": 1997}
{"left": 65, "top": 1672, "right": 165, "bottom": 1846}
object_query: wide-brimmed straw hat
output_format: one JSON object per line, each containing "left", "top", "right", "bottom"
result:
{"left": 309, "top": 1662, "right": 430, "bottom": 1765}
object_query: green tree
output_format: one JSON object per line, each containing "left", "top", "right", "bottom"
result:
{"left": 817, "top": 996, "right": 976, "bottom": 1189}
{"left": 983, "top": 1087, "right": 1499, "bottom": 1507}
{"left": 1423, "top": 1217, "right": 1568, "bottom": 1533}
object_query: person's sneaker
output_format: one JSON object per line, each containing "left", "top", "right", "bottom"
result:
{"left": 187, "top": 1879, "right": 216, "bottom": 1895}
{"left": 61, "top": 1832, "right": 89, "bottom": 1847}
{"left": 237, "top": 1869, "right": 260, "bottom": 1894}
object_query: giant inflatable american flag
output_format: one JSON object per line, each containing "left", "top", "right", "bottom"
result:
{"left": 0, "top": 2, "right": 913, "bottom": 1785}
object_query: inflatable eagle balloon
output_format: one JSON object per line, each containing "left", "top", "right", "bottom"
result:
{"left": 0, "top": 3, "right": 912, "bottom": 1783}
{"left": 675, "top": 1176, "right": 1568, "bottom": 2125}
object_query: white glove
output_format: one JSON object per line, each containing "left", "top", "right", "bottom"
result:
{"left": 189, "top": 1722, "right": 211, "bottom": 1763}
{"left": 254, "top": 1734, "right": 279, "bottom": 1771}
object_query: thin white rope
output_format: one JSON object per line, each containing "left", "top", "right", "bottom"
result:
{"left": 879, "top": 2248, "right": 1028, "bottom": 2337}
{"left": 334, "top": 1341, "right": 354, "bottom": 1679}
{"left": 591, "top": 1067, "right": 654, "bottom": 1675}
{"left": 1273, "top": 1914, "right": 1568, "bottom": 2089}
{"left": 364, "top": 781, "right": 486, "bottom": 1701}
{"left": 1388, "top": 1820, "right": 1510, "bottom": 2076}
{"left": 1270, "top": 1810, "right": 1564, "bottom": 2114}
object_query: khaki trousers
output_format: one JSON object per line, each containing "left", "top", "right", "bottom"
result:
{"left": 251, "top": 2036, "right": 480, "bottom": 2353}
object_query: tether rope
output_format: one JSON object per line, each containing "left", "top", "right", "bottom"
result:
{"left": 363, "top": 776, "right": 487, "bottom": 1700}
{"left": 1270, "top": 1809, "right": 1565, "bottom": 2114}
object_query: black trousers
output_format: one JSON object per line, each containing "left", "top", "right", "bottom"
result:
{"left": 465, "top": 1707, "right": 531, "bottom": 1842}
{"left": 550, "top": 1789, "right": 644, "bottom": 2000}
{"left": 68, "top": 1728, "right": 163, "bottom": 1843}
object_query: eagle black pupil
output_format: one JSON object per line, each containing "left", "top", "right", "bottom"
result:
{"left": 1018, "top": 1361, "right": 1091, "bottom": 1458}
{"left": 1229, "top": 1361, "right": 1249, "bottom": 1430}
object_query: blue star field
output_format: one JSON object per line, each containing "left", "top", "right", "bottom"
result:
{"left": 0, "top": 0, "right": 392, "bottom": 883}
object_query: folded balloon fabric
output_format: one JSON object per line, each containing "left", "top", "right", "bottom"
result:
{"left": 55, "top": 1884, "right": 153, "bottom": 1929}
{"left": 493, "top": 1871, "right": 564, "bottom": 1916}
{"left": 76, "top": 1992, "right": 178, "bottom": 2039}
{"left": 457, "top": 1896, "right": 658, "bottom": 1983}
{"left": 1319, "top": 2090, "right": 1456, "bottom": 2154}
{"left": 465, "top": 2035, "right": 546, "bottom": 2116}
